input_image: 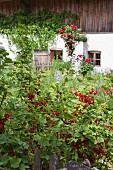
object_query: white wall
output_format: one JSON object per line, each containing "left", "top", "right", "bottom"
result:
{"left": 0, "top": 35, "right": 16, "bottom": 60}
{"left": 1, "top": 33, "right": 113, "bottom": 72}
{"left": 85, "top": 33, "right": 113, "bottom": 71}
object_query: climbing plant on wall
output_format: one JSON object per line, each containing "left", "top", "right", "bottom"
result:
{"left": 0, "top": 9, "right": 79, "bottom": 33}
{"left": 0, "top": 9, "right": 79, "bottom": 61}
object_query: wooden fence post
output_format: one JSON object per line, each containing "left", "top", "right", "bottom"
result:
{"left": 34, "top": 147, "right": 42, "bottom": 170}
{"left": 49, "top": 154, "right": 58, "bottom": 170}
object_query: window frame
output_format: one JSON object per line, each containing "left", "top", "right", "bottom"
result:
{"left": 50, "top": 49, "right": 63, "bottom": 62}
{"left": 88, "top": 51, "right": 101, "bottom": 67}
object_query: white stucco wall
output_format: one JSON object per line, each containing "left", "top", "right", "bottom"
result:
{"left": 1, "top": 33, "right": 113, "bottom": 71}
{"left": 85, "top": 33, "right": 113, "bottom": 71}
{"left": 0, "top": 35, "right": 16, "bottom": 60}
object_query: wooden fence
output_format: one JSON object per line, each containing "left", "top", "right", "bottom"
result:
{"left": 34, "top": 147, "right": 93, "bottom": 170}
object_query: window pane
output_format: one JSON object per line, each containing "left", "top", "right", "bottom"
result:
{"left": 89, "top": 53, "right": 94, "bottom": 58}
{"left": 88, "top": 51, "right": 101, "bottom": 66}
{"left": 95, "top": 60, "right": 100, "bottom": 66}
{"left": 90, "top": 59, "right": 94, "bottom": 65}
{"left": 54, "top": 50, "right": 63, "bottom": 60}
{"left": 96, "top": 53, "right": 100, "bottom": 59}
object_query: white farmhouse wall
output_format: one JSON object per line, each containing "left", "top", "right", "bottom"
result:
{"left": 85, "top": 33, "right": 113, "bottom": 71}
{"left": 1, "top": 33, "right": 113, "bottom": 72}
{"left": 0, "top": 35, "right": 16, "bottom": 60}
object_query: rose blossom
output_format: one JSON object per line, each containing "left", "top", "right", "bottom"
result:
{"left": 70, "top": 24, "right": 77, "bottom": 30}
{"left": 85, "top": 58, "right": 90, "bottom": 63}
{"left": 59, "top": 29, "right": 64, "bottom": 34}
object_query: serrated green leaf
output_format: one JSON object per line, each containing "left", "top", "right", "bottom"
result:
{"left": 19, "top": 164, "right": 29, "bottom": 170}
{"left": 0, "top": 154, "right": 10, "bottom": 165}
{"left": 107, "top": 100, "right": 113, "bottom": 110}
{"left": 10, "top": 157, "right": 21, "bottom": 168}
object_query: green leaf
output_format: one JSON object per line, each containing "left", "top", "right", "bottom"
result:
{"left": 77, "top": 78, "right": 83, "bottom": 82}
{"left": 0, "top": 154, "right": 10, "bottom": 165}
{"left": 0, "top": 65, "right": 4, "bottom": 69}
{"left": 10, "top": 157, "right": 21, "bottom": 168}
{"left": 5, "top": 58, "right": 13, "bottom": 63}
{"left": 98, "top": 137, "right": 104, "bottom": 143}
{"left": 19, "top": 164, "right": 29, "bottom": 170}
{"left": 56, "top": 120, "right": 63, "bottom": 128}
{"left": 87, "top": 76, "right": 94, "bottom": 80}
{"left": 107, "top": 100, "right": 113, "bottom": 110}
{"left": 64, "top": 77, "right": 68, "bottom": 82}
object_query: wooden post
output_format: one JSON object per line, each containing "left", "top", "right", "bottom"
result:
{"left": 34, "top": 147, "right": 42, "bottom": 170}
{"left": 49, "top": 154, "right": 58, "bottom": 170}
{"left": 50, "top": 50, "right": 53, "bottom": 64}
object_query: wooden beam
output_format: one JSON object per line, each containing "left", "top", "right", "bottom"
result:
{"left": 0, "top": 0, "right": 12, "bottom": 2}
{"left": 20, "top": 0, "right": 31, "bottom": 12}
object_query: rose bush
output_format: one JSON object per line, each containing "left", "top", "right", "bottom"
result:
{"left": 59, "top": 24, "right": 87, "bottom": 56}
{"left": 79, "top": 56, "right": 94, "bottom": 76}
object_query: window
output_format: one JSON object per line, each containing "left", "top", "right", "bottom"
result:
{"left": 50, "top": 49, "right": 63, "bottom": 63}
{"left": 88, "top": 51, "right": 101, "bottom": 66}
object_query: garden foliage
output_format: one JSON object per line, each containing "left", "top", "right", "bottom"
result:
{"left": 0, "top": 48, "right": 113, "bottom": 169}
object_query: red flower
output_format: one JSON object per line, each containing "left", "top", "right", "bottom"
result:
{"left": 83, "top": 103, "right": 88, "bottom": 108}
{"left": 4, "top": 113, "right": 10, "bottom": 121}
{"left": 105, "top": 125, "right": 110, "bottom": 130}
{"left": 41, "top": 100, "right": 46, "bottom": 105}
{"left": 0, "top": 120, "right": 4, "bottom": 133}
{"left": 70, "top": 24, "right": 77, "bottom": 30}
{"left": 8, "top": 150, "right": 14, "bottom": 157}
{"left": 40, "top": 146, "right": 44, "bottom": 150}
{"left": 85, "top": 58, "right": 90, "bottom": 63}
{"left": 70, "top": 40, "right": 74, "bottom": 44}
{"left": 78, "top": 54, "right": 83, "bottom": 58}
{"left": 0, "top": 153, "right": 2, "bottom": 157}
{"left": 67, "top": 134, "right": 72, "bottom": 138}
{"left": 73, "top": 90, "right": 79, "bottom": 96}
{"left": 105, "top": 90, "right": 109, "bottom": 94}
{"left": 27, "top": 92, "right": 34, "bottom": 101}
{"left": 78, "top": 151, "right": 84, "bottom": 159}
{"left": 69, "top": 34, "right": 74, "bottom": 38}
{"left": 63, "top": 33, "right": 68, "bottom": 37}
{"left": 69, "top": 119, "right": 76, "bottom": 124}
{"left": 56, "top": 95, "right": 59, "bottom": 98}
{"left": 110, "top": 127, "right": 113, "bottom": 131}
{"left": 95, "top": 119, "right": 100, "bottom": 124}
{"left": 29, "top": 167, "right": 33, "bottom": 170}
{"left": 37, "top": 82, "right": 40, "bottom": 86}
{"left": 110, "top": 89, "right": 113, "bottom": 93}
{"left": 104, "top": 139, "right": 109, "bottom": 144}
{"left": 59, "top": 29, "right": 64, "bottom": 34}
